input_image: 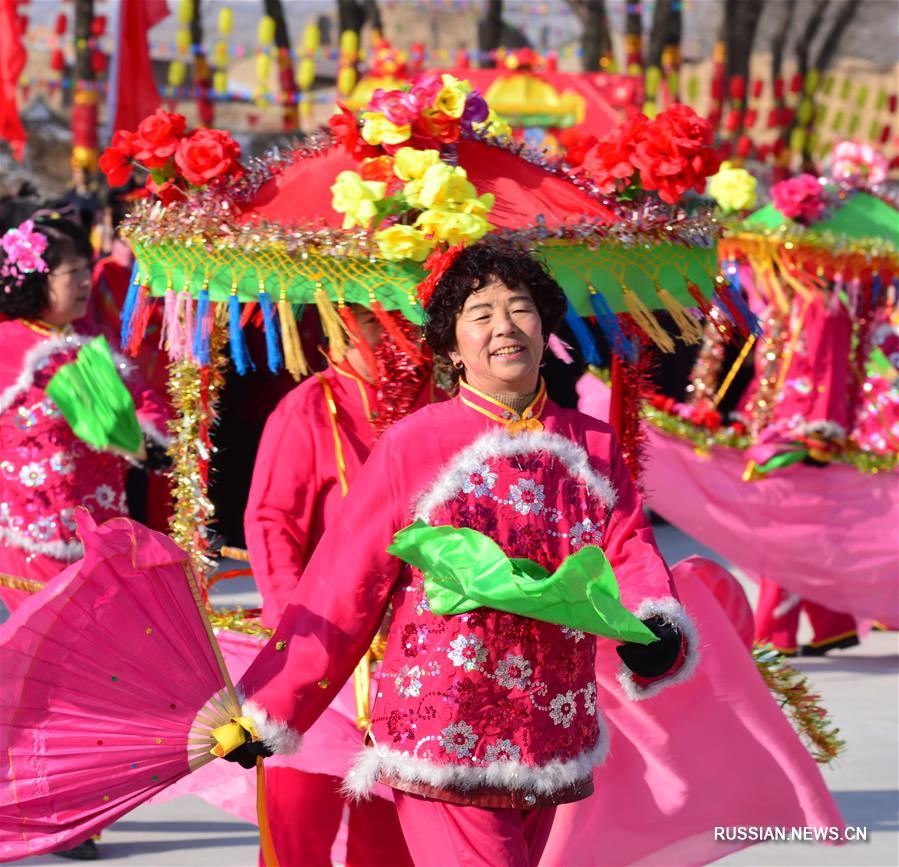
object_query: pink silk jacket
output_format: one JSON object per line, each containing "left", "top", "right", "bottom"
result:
{"left": 238, "top": 380, "right": 698, "bottom": 807}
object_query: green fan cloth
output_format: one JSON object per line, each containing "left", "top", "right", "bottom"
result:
{"left": 46, "top": 336, "right": 143, "bottom": 455}
{"left": 388, "top": 520, "right": 657, "bottom": 644}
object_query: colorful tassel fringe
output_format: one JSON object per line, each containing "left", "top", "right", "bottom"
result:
{"left": 622, "top": 288, "right": 674, "bottom": 353}
{"left": 587, "top": 286, "right": 636, "bottom": 362}
{"left": 563, "top": 302, "right": 602, "bottom": 366}
{"left": 656, "top": 287, "right": 704, "bottom": 345}
{"left": 316, "top": 289, "right": 349, "bottom": 362}
{"left": 228, "top": 292, "right": 255, "bottom": 375}
{"left": 278, "top": 296, "right": 309, "bottom": 381}
{"left": 193, "top": 287, "right": 212, "bottom": 366}
{"left": 120, "top": 262, "right": 142, "bottom": 350}
{"left": 258, "top": 291, "right": 284, "bottom": 375}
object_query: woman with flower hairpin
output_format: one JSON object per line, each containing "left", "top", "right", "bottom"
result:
{"left": 221, "top": 241, "right": 697, "bottom": 865}
{"left": 0, "top": 216, "right": 169, "bottom": 616}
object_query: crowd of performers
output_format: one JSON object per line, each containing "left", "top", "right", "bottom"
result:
{"left": 1, "top": 124, "right": 896, "bottom": 864}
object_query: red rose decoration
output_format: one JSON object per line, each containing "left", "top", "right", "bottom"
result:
{"left": 630, "top": 104, "right": 720, "bottom": 204}
{"left": 412, "top": 110, "right": 461, "bottom": 147}
{"left": 770, "top": 174, "right": 825, "bottom": 225}
{"left": 131, "top": 109, "right": 187, "bottom": 169}
{"left": 146, "top": 176, "right": 186, "bottom": 206}
{"left": 417, "top": 243, "right": 466, "bottom": 308}
{"left": 582, "top": 114, "right": 648, "bottom": 193}
{"left": 557, "top": 128, "right": 598, "bottom": 167}
{"left": 328, "top": 102, "right": 380, "bottom": 160}
{"left": 99, "top": 129, "right": 136, "bottom": 187}
{"left": 174, "top": 128, "right": 242, "bottom": 187}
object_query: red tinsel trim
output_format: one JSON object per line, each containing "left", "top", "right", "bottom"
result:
{"left": 370, "top": 300, "right": 425, "bottom": 364}
{"left": 417, "top": 243, "right": 466, "bottom": 308}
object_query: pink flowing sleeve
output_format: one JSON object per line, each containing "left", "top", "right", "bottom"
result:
{"left": 599, "top": 430, "right": 700, "bottom": 700}
{"left": 236, "top": 436, "right": 406, "bottom": 754}
{"left": 244, "top": 394, "right": 318, "bottom": 628}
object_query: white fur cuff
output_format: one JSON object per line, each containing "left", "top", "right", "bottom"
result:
{"left": 616, "top": 596, "right": 700, "bottom": 701}
{"left": 241, "top": 698, "right": 303, "bottom": 755}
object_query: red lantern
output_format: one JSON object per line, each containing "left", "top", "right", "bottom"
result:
{"left": 743, "top": 108, "right": 758, "bottom": 128}
{"left": 888, "top": 94, "right": 898, "bottom": 113}
{"left": 789, "top": 72, "right": 803, "bottom": 94}
{"left": 54, "top": 13, "right": 68, "bottom": 35}
{"left": 710, "top": 77, "right": 725, "bottom": 101}
{"left": 725, "top": 109, "right": 741, "bottom": 132}
{"left": 91, "top": 15, "right": 107, "bottom": 37}
{"left": 752, "top": 78, "right": 764, "bottom": 100}
{"left": 881, "top": 124, "right": 892, "bottom": 144}
{"left": 773, "top": 76, "right": 785, "bottom": 100}
{"left": 766, "top": 108, "right": 779, "bottom": 128}
{"left": 728, "top": 75, "right": 745, "bottom": 101}
{"left": 51, "top": 49, "right": 65, "bottom": 71}
{"left": 736, "top": 134, "right": 753, "bottom": 158}
{"left": 90, "top": 50, "right": 107, "bottom": 74}
{"left": 772, "top": 136, "right": 786, "bottom": 157}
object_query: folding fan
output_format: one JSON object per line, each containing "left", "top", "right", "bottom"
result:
{"left": 45, "top": 335, "right": 144, "bottom": 456}
{"left": 0, "top": 512, "right": 274, "bottom": 864}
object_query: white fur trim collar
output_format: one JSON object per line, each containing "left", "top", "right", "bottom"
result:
{"left": 342, "top": 714, "right": 609, "bottom": 801}
{"left": 139, "top": 418, "right": 171, "bottom": 449}
{"left": 414, "top": 428, "right": 617, "bottom": 523}
{"left": 0, "top": 333, "right": 134, "bottom": 415}
{"left": 616, "top": 596, "right": 700, "bottom": 700}
{"left": 0, "top": 526, "right": 83, "bottom": 562}
{"left": 240, "top": 694, "right": 303, "bottom": 756}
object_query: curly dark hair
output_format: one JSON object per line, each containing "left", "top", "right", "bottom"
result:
{"left": 0, "top": 217, "right": 93, "bottom": 320}
{"left": 423, "top": 241, "right": 567, "bottom": 362}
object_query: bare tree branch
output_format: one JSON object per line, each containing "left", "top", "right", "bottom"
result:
{"left": 814, "top": 0, "right": 862, "bottom": 72}
{"left": 479, "top": 0, "right": 504, "bottom": 66}
{"left": 796, "top": 0, "right": 830, "bottom": 81}
{"left": 565, "top": 0, "right": 612, "bottom": 71}
{"left": 771, "top": 0, "right": 797, "bottom": 83}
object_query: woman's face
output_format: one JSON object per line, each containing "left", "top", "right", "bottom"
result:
{"left": 449, "top": 277, "right": 544, "bottom": 395}
{"left": 42, "top": 254, "right": 92, "bottom": 326}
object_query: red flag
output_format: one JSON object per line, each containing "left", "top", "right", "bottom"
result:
{"left": 0, "top": 0, "right": 27, "bottom": 160}
{"left": 107, "top": 0, "right": 169, "bottom": 135}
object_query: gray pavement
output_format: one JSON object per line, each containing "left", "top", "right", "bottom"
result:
{"left": 14, "top": 522, "right": 899, "bottom": 866}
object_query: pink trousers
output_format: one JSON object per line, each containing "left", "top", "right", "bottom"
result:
{"left": 754, "top": 576, "right": 856, "bottom": 653}
{"left": 260, "top": 769, "right": 413, "bottom": 867}
{"left": 394, "top": 791, "right": 556, "bottom": 867}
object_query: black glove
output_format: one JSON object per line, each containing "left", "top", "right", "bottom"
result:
{"left": 616, "top": 615, "right": 682, "bottom": 678}
{"left": 143, "top": 438, "right": 172, "bottom": 472}
{"left": 220, "top": 734, "right": 273, "bottom": 770}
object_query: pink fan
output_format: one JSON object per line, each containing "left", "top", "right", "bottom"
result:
{"left": 0, "top": 512, "right": 245, "bottom": 861}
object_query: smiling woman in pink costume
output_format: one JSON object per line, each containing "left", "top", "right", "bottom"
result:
{"left": 222, "top": 242, "right": 698, "bottom": 866}
{"left": 0, "top": 217, "right": 169, "bottom": 612}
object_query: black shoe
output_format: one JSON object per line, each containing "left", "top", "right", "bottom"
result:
{"left": 52, "top": 840, "right": 98, "bottom": 861}
{"left": 801, "top": 633, "right": 860, "bottom": 656}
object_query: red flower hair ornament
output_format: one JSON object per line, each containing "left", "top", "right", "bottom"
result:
{"left": 416, "top": 243, "right": 466, "bottom": 308}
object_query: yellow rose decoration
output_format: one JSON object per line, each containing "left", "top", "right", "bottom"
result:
{"left": 457, "top": 193, "right": 495, "bottom": 218}
{"left": 330, "top": 171, "right": 386, "bottom": 230}
{"left": 708, "top": 161, "right": 758, "bottom": 212}
{"left": 360, "top": 111, "right": 411, "bottom": 146}
{"left": 473, "top": 109, "right": 512, "bottom": 140}
{"left": 406, "top": 164, "right": 476, "bottom": 210}
{"left": 434, "top": 74, "right": 471, "bottom": 119}
{"left": 393, "top": 147, "right": 442, "bottom": 181}
{"left": 416, "top": 209, "right": 491, "bottom": 245}
{"left": 374, "top": 224, "right": 435, "bottom": 262}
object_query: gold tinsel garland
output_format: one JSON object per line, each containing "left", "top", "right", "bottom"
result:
{"left": 209, "top": 608, "right": 273, "bottom": 639}
{"left": 753, "top": 643, "right": 845, "bottom": 765}
{"left": 643, "top": 406, "right": 897, "bottom": 474}
{"left": 166, "top": 328, "right": 229, "bottom": 595}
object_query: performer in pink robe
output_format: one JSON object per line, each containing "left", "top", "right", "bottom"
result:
{"left": 244, "top": 304, "right": 435, "bottom": 866}
{"left": 0, "top": 218, "right": 169, "bottom": 614}
{"left": 747, "top": 290, "right": 858, "bottom": 654}
{"left": 225, "top": 243, "right": 697, "bottom": 865}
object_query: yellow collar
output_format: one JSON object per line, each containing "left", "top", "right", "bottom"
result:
{"left": 458, "top": 378, "right": 547, "bottom": 433}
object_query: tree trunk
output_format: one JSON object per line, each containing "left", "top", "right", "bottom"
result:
{"left": 479, "top": 0, "right": 504, "bottom": 67}
{"left": 71, "top": 0, "right": 98, "bottom": 174}
{"left": 364, "top": 0, "right": 383, "bottom": 35}
{"left": 770, "top": 0, "right": 796, "bottom": 83}
{"left": 646, "top": 0, "right": 673, "bottom": 70}
{"left": 566, "top": 0, "right": 612, "bottom": 73}
{"left": 624, "top": 2, "right": 643, "bottom": 72}
{"left": 264, "top": 0, "right": 297, "bottom": 130}
{"left": 337, "top": 0, "right": 367, "bottom": 36}
{"left": 796, "top": 0, "right": 830, "bottom": 81}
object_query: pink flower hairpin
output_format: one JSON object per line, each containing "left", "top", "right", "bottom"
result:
{"left": 1, "top": 220, "right": 49, "bottom": 292}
